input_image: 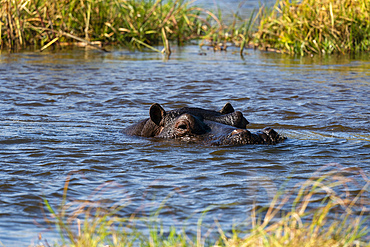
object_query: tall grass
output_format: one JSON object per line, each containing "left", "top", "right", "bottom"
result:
{"left": 37, "top": 166, "right": 369, "bottom": 247}
{"left": 2, "top": 0, "right": 370, "bottom": 55}
{"left": 0, "top": 0, "right": 257, "bottom": 53}
{"left": 0, "top": 0, "right": 211, "bottom": 52}
{"left": 254, "top": 0, "right": 370, "bottom": 55}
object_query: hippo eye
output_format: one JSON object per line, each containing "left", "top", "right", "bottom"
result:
{"left": 177, "top": 124, "right": 188, "bottom": 130}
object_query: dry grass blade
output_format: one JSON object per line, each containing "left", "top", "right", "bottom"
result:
{"left": 40, "top": 36, "right": 59, "bottom": 51}
{"left": 39, "top": 166, "right": 369, "bottom": 247}
{"left": 215, "top": 165, "right": 369, "bottom": 247}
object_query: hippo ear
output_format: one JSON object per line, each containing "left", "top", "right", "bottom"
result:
{"left": 220, "top": 102, "right": 235, "bottom": 114}
{"left": 150, "top": 103, "right": 166, "bottom": 126}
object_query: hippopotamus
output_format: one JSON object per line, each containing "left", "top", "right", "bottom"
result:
{"left": 122, "top": 103, "right": 286, "bottom": 146}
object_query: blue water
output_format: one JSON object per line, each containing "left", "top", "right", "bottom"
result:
{"left": 1, "top": 6, "right": 370, "bottom": 245}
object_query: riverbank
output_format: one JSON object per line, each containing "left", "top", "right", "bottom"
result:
{"left": 2, "top": 0, "right": 369, "bottom": 55}
{"left": 254, "top": 0, "right": 370, "bottom": 55}
{"left": 0, "top": 0, "right": 207, "bottom": 52}
{"left": 37, "top": 166, "right": 369, "bottom": 247}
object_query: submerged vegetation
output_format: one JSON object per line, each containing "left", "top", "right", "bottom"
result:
{"left": 38, "top": 166, "right": 369, "bottom": 247}
{"left": 2, "top": 0, "right": 370, "bottom": 55}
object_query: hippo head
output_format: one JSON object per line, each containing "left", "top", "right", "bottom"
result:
{"left": 148, "top": 103, "right": 285, "bottom": 145}
{"left": 122, "top": 103, "right": 285, "bottom": 145}
{"left": 149, "top": 103, "right": 210, "bottom": 139}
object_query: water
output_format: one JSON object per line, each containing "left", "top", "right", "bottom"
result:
{"left": 0, "top": 46, "right": 369, "bottom": 246}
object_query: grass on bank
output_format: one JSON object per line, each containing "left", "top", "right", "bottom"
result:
{"left": 2, "top": 0, "right": 370, "bottom": 55}
{"left": 0, "top": 0, "right": 259, "bottom": 54}
{"left": 0, "top": 0, "right": 219, "bottom": 52}
{"left": 0, "top": 0, "right": 256, "bottom": 54}
{"left": 37, "top": 166, "right": 369, "bottom": 247}
{"left": 254, "top": 0, "right": 370, "bottom": 55}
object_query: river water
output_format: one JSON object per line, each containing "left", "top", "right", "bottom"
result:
{"left": 0, "top": 44, "right": 369, "bottom": 245}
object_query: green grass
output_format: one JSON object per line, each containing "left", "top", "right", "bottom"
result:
{"left": 2, "top": 0, "right": 370, "bottom": 55}
{"left": 0, "top": 0, "right": 212, "bottom": 52}
{"left": 253, "top": 0, "right": 370, "bottom": 55}
{"left": 37, "top": 166, "right": 369, "bottom": 247}
{"left": 0, "top": 0, "right": 251, "bottom": 53}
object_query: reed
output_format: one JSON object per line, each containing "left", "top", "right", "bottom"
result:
{"left": 0, "top": 0, "right": 208, "bottom": 51}
{"left": 197, "top": 1, "right": 259, "bottom": 54}
{"left": 253, "top": 0, "right": 370, "bottom": 55}
{"left": 37, "top": 166, "right": 369, "bottom": 247}
{"left": 2, "top": 0, "right": 370, "bottom": 55}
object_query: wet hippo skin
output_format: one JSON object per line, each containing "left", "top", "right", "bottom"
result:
{"left": 122, "top": 103, "right": 286, "bottom": 146}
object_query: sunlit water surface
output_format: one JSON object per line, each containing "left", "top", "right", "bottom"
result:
{"left": 0, "top": 46, "right": 369, "bottom": 246}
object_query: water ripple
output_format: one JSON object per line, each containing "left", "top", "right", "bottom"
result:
{"left": 0, "top": 46, "right": 369, "bottom": 246}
